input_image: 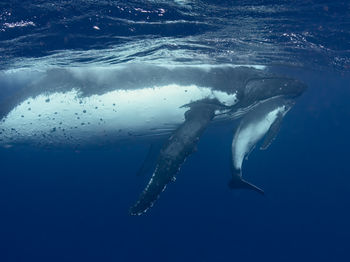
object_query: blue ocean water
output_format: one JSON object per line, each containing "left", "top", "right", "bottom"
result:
{"left": 0, "top": 1, "right": 350, "bottom": 262}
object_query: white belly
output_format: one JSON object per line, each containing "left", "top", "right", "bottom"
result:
{"left": 232, "top": 98, "right": 287, "bottom": 170}
{"left": 0, "top": 84, "right": 237, "bottom": 146}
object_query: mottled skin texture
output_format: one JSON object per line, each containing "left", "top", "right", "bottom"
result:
{"left": 130, "top": 101, "right": 218, "bottom": 215}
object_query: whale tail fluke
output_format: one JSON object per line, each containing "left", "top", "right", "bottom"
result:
{"left": 228, "top": 176, "right": 265, "bottom": 195}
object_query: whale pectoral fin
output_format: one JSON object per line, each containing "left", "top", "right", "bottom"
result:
{"left": 136, "top": 142, "right": 162, "bottom": 177}
{"left": 260, "top": 112, "right": 284, "bottom": 150}
{"left": 228, "top": 169, "right": 264, "bottom": 195}
{"left": 130, "top": 102, "right": 218, "bottom": 215}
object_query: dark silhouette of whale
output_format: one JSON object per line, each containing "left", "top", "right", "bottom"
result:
{"left": 0, "top": 64, "right": 307, "bottom": 215}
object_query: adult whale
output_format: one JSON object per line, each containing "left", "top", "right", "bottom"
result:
{"left": 0, "top": 64, "right": 307, "bottom": 215}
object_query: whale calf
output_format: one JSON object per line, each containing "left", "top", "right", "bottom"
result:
{"left": 229, "top": 97, "right": 293, "bottom": 194}
{"left": 0, "top": 64, "right": 307, "bottom": 215}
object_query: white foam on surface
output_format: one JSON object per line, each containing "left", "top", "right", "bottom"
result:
{"left": 3, "top": 63, "right": 266, "bottom": 75}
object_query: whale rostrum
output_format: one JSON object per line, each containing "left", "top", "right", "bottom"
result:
{"left": 0, "top": 65, "right": 307, "bottom": 215}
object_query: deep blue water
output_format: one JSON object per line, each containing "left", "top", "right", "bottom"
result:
{"left": 1, "top": 1, "right": 350, "bottom": 262}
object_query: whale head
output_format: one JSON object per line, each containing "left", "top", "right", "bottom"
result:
{"left": 237, "top": 77, "right": 307, "bottom": 108}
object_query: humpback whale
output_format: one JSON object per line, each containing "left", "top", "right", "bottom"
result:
{"left": 0, "top": 64, "right": 307, "bottom": 215}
